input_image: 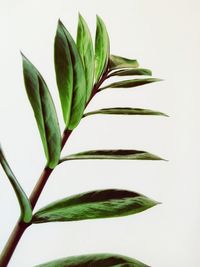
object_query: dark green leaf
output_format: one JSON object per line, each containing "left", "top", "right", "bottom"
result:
{"left": 109, "top": 55, "right": 139, "bottom": 71}
{"left": 83, "top": 108, "right": 168, "bottom": 117}
{"left": 32, "top": 189, "right": 159, "bottom": 223}
{"left": 95, "top": 15, "right": 110, "bottom": 82}
{"left": 35, "top": 253, "right": 149, "bottom": 267}
{"left": 109, "top": 68, "right": 152, "bottom": 77}
{"left": 100, "top": 78, "right": 162, "bottom": 91}
{"left": 54, "top": 20, "right": 73, "bottom": 125}
{"left": 60, "top": 149, "right": 164, "bottom": 163}
{"left": 22, "top": 54, "right": 61, "bottom": 168}
{"left": 55, "top": 20, "right": 86, "bottom": 130}
{"left": 77, "top": 14, "right": 95, "bottom": 101}
{"left": 0, "top": 145, "right": 32, "bottom": 223}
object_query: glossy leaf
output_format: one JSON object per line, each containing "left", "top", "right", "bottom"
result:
{"left": 55, "top": 20, "right": 86, "bottom": 130}
{"left": 54, "top": 20, "right": 73, "bottom": 125}
{"left": 109, "top": 68, "right": 152, "bottom": 77}
{"left": 35, "top": 253, "right": 149, "bottom": 267}
{"left": 77, "top": 14, "right": 94, "bottom": 101}
{"left": 0, "top": 145, "right": 32, "bottom": 223}
{"left": 83, "top": 108, "right": 168, "bottom": 118}
{"left": 60, "top": 149, "right": 164, "bottom": 163}
{"left": 95, "top": 16, "right": 110, "bottom": 82}
{"left": 100, "top": 78, "right": 162, "bottom": 90}
{"left": 109, "top": 55, "right": 139, "bottom": 71}
{"left": 32, "top": 189, "right": 159, "bottom": 223}
{"left": 22, "top": 54, "right": 61, "bottom": 168}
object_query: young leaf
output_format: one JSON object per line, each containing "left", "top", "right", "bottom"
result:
{"left": 109, "top": 68, "right": 152, "bottom": 77}
{"left": 100, "top": 78, "right": 162, "bottom": 90}
{"left": 60, "top": 149, "right": 164, "bottom": 163}
{"left": 55, "top": 20, "right": 87, "bottom": 130}
{"left": 22, "top": 54, "right": 61, "bottom": 169}
{"left": 0, "top": 145, "right": 32, "bottom": 223}
{"left": 77, "top": 14, "right": 94, "bottom": 101}
{"left": 35, "top": 253, "right": 149, "bottom": 267}
{"left": 95, "top": 15, "right": 110, "bottom": 82}
{"left": 83, "top": 108, "right": 168, "bottom": 117}
{"left": 32, "top": 189, "right": 159, "bottom": 223}
{"left": 109, "top": 55, "right": 139, "bottom": 71}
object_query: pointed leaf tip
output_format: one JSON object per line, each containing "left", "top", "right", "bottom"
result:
{"left": 21, "top": 52, "right": 29, "bottom": 63}
{"left": 20, "top": 51, "right": 25, "bottom": 58}
{"left": 153, "top": 78, "right": 163, "bottom": 82}
{"left": 57, "top": 19, "right": 66, "bottom": 31}
{"left": 96, "top": 14, "right": 101, "bottom": 21}
{"left": 78, "top": 12, "right": 83, "bottom": 19}
{"left": 58, "top": 19, "right": 63, "bottom": 26}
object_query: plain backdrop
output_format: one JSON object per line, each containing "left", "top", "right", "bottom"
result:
{"left": 0, "top": 0, "right": 200, "bottom": 266}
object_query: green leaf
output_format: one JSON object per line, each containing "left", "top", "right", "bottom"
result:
{"left": 54, "top": 20, "right": 73, "bottom": 125}
{"left": 35, "top": 253, "right": 149, "bottom": 267}
{"left": 60, "top": 149, "right": 164, "bottom": 163}
{"left": 32, "top": 189, "right": 159, "bottom": 223}
{"left": 109, "top": 68, "right": 152, "bottom": 77}
{"left": 77, "top": 14, "right": 95, "bottom": 101}
{"left": 83, "top": 108, "right": 168, "bottom": 118}
{"left": 55, "top": 20, "right": 86, "bottom": 130}
{"left": 109, "top": 55, "right": 139, "bottom": 71}
{"left": 0, "top": 145, "right": 32, "bottom": 223}
{"left": 95, "top": 15, "right": 110, "bottom": 82}
{"left": 100, "top": 78, "right": 162, "bottom": 91}
{"left": 22, "top": 54, "right": 61, "bottom": 169}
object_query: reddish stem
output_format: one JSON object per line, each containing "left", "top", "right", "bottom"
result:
{"left": 0, "top": 130, "right": 71, "bottom": 267}
{"left": 0, "top": 70, "right": 109, "bottom": 267}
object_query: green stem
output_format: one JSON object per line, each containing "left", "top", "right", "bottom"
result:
{"left": 0, "top": 70, "right": 109, "bottom": 267}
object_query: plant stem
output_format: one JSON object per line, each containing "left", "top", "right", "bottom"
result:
{"left": 0, "top": 130, "right": 71, "bottom": 267}
{"left": 0, "top": 70, "right": 109, "bottom": 267}
{"left": 0, "top": 221, "right": 27, "bottom": 267}
{"left": 30, "top": 129, "right": 72, "bottom": 210}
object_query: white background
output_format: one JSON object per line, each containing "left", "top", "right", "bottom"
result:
{"left": 0, "top": 0, "right": 200, "bottom": 266}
